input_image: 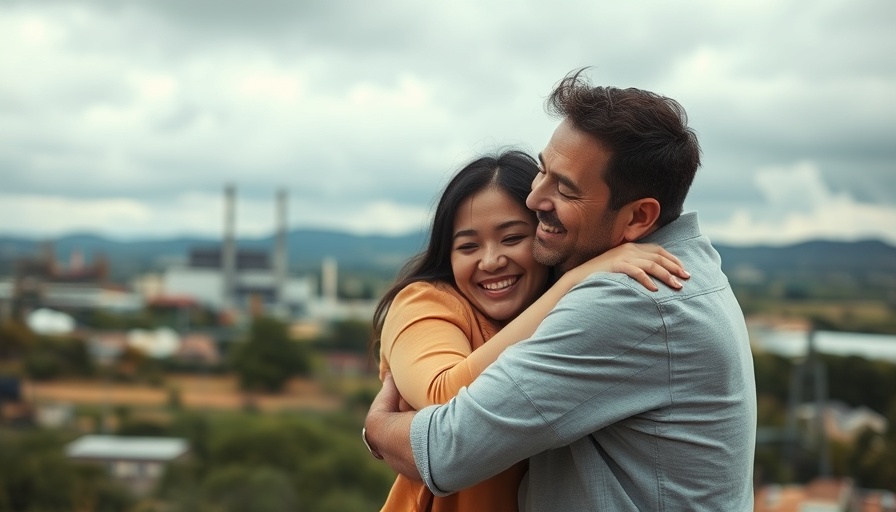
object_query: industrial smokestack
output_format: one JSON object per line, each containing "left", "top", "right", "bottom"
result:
{"left": 222, "top": 184, "right": 237, "bottom": 311}
{"left": 275, "top": 188, "right": 288, "bottom": 315}
{"left": 322, "top": 257, "right": 338, "bottom": 305}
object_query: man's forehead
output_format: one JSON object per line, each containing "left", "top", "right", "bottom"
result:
{"left": 539, "top": 125, "right": 611, "bottom": 189}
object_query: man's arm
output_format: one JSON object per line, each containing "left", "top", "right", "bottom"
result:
{"left": 366, "top": 276, "right": 672, "bottom": 495}
{"left": 363, "top": 372, "right": 421, "bottom": 480}
{"left": 403, "top": 276, "right": 671, "bottom": 494}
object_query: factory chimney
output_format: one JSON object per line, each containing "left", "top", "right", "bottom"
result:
{"left": 222, "top": 184, "right": 237, "bottom": 311}
{"left": 322, "top": 257, "right": 338, "bottom": 306}
{"left": 274, "top": 188, "right": 289, "bottom": 316}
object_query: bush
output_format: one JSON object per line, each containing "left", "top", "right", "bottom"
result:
{"left": 229, "top": 317, "right": 311, "bottom": 392}
{"left": 22, "top": 336, "right": 94, "bottom": 380}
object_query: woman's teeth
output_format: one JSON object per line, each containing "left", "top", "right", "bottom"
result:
{"left": 481, "top": 276, "right": 519, "bottom": 291}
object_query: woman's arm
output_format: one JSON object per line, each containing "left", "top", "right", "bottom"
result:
{"left": 381, "top": 282, "right": 491, "bottom": 409}
{"left": 464, "top": 242, "right": 688, "bottom": 376}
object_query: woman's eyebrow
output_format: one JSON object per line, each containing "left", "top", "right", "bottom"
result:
{"left": 496, "top": 219, "right": 531, "bottom": 231}
{"left": 453, "top": 219, "right": 529, "bottom": 240}
{"left": 453, "top": 228, "right": 476, "bottom": 240}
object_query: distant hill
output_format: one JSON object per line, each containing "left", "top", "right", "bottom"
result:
{"left": 0, "top": 229, "right": 428, "bottom": 278}
{"left": 1, "top": 230, "right": 894, "bottom": 282}
{"left": 715, "top": 239, "right": 896, "bottom": 277}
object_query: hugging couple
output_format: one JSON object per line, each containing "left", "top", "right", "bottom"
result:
{"left": 364, "top": 68, "right": 756, "bottom": 512}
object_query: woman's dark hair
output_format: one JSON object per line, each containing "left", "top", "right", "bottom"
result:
{"left": 546, "top": 67, "right": 702, "bottom": 227}
{"left": 371, "top": 149, "right": 540, "bottom": 355}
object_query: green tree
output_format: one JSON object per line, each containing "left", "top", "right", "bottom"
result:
{"left": 753, "top": 352, "right": 792, "bottom": 404}
{"left": 822, "top": 354, "right": 896, "bottom": 413}
{"left": 229, "top": 317, "right": 311, "bottom": 392}
{"left": 0, "top": 319, "right": 35, "bottom": 360}
{"left": 23, "top": 335, "right": 94, "bottom": 380}
{"left": 317, "top": 319, "right": 373, "bottom": 354}
{"left": 202, "top": 465, "right": 298, "bottom": 512}
{"left": 155, "top": 413, "right": 393, "bottom": 511}
{"left": 0, "top": 428, "right": 134, "bottom": 511}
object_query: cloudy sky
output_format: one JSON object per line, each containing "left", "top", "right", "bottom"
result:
{"left": 2, "top": 0, "right": 895, "bottom": 246}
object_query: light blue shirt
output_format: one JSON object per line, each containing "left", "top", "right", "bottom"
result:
{"left": 411, "top": 212, "right": 757, "bottom": 511}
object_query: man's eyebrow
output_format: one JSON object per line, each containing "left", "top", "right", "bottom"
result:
{"left": 537, "top": 152, "right": 582, "bottom": 196}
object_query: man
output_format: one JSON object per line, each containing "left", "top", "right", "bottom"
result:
{"left": 364, "top": 69, "right": 757, "bottom": 511}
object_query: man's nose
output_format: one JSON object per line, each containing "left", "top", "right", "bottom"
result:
{"left": 526, "top": 177, "right": 549, "bottom": 211}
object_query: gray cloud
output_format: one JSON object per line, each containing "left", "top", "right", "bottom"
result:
{"left": 1, "top": 0, "right": 895, "bottom": 245}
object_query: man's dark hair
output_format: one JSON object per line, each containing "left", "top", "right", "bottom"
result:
{"left": 546, "top": 68, "right": 701, "bottom": 227}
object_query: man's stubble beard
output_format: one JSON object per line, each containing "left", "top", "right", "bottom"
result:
{"left": 532, "top": 238, "right": 571, "bottom": 272}
{"left": 532, "top": 210, "right": 620, "bottom": 275}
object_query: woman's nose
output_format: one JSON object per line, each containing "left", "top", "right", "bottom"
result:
{"left": 479, "top": 247, "right": 507, "bottom": 272}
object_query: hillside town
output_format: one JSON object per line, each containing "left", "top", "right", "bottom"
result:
{"left": 2, "top": 185, "right": 896, "bottom": 511}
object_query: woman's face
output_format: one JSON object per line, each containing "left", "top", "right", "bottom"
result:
{"left": 450, "top": 185, "right": 549, "bottom": 324}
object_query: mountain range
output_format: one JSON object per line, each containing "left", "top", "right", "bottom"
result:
{"left": 1, "top": 230, "right": 894, "bottom": 282}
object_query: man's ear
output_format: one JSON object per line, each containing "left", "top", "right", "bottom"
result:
{"left": 620, "top": 198, "right": 661, "bottom": 242}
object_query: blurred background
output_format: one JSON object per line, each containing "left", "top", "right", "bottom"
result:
{"left": 1, "top": 1, "right": 895, "bottom": 511}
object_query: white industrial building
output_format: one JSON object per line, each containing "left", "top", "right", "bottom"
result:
{"left": 161, "top": 186, "right": 315, "bottom": 318}
{"left": 162, "top": 246, "right": 315, "bottom": 318}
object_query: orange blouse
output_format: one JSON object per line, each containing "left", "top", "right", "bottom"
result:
{"left": 378, "top": 281, "right": 526, "bottom": 512}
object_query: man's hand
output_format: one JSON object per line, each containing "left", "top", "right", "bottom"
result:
{"left": 364, "top": 372, "right": 422, "bottom": 480}
{"left": 368, "top": 370, "right": 402, "bottom": 415}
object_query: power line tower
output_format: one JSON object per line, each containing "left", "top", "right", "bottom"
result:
{"left": 785, "top": 323, "right": 832, "bottom": 477}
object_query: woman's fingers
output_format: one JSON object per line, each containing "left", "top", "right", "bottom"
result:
{"left": 584, "top": 243, "right": 690, "bottom": 288}
{"left": 627, "top": 245, "right": 689, "bottom": 280}
{"left": 655, "top": 253, "right": 690, "bottom": 279}
{"left": 621, "top": 262, "right": 660, "bottom": 291}
{"left": 619, "top": 259, "right": 683, "bottom": 291}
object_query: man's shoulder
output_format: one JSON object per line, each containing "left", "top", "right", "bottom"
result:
{"left": 548, "top": 274, "right": 665, "bottom": 337}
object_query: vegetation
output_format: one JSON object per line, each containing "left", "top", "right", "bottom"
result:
{"left": 0, "top": 406, "right": 394, "bottom": 512}
{"left": 731, "top": 270, "right": 896, "bottom": 335}
{"left": 753, "top": 351, "right": 896, "bottom": 491}
{"left": 1, "top": 244, "right": 895, "bottom": 508}
{"left": 71, "top": 304, "right": 220, "bottom": 332}
{"left": 24, "top": 336, "right": 95, "bottom": 381}
{"left": 311, "top": 318, "right": 372, "bottom": 355}
{"left": 229, "top": 317, "right": 312, "bottom": 393}
{"left": 152, "top": 410, "right": 394, "bottom": 512}
{"left": 0, "top": 319, "right": 35, "bottom": 361}
{"left": 0, "top": 428, "right": 134, "bottom": 511}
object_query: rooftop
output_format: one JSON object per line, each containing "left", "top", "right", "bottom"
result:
{"left": 66, "top": 435, "right": 189, "bottom": 462}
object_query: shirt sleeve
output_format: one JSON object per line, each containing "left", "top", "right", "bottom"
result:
{"left": 411, "top": 274, "right": 674, "bottom": 495}
{"left": 380, "top": 282, "right": 488, "bottom": 410}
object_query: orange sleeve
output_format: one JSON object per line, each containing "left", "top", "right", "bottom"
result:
{"left": 380, "top": 282, "right": 484, "bottom": 410}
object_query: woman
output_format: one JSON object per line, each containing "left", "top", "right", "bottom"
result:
{"left": 372, "top": 150, "right": 686, "bottom": 512}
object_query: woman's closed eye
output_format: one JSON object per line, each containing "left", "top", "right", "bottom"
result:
{"left": 454, "top": 242, "right": 479, "bottom": 252}
{"left": 502, "top": 234, "right": 528, "bottom": 245}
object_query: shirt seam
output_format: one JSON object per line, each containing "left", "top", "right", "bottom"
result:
{"left": 504, "top": 366, "right": 566, "bottom": 444}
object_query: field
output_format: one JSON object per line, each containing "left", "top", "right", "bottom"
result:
{"left": 26, "top": 375, "right": 342, "bottom": 412}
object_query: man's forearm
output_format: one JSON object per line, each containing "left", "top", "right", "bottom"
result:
{"left": 364, "top": 373, "right": 423, "bottom": 480}
{"left": 365, "top": 409, "right": 421, "bottom": 479}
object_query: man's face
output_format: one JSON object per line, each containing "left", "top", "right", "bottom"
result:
{"left": 526, "top": 119, "right": 629, "bottom": 273}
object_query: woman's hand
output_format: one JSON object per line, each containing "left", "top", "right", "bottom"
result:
{"left": 568, "top": 243, "right": 689, "bottom": 291}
